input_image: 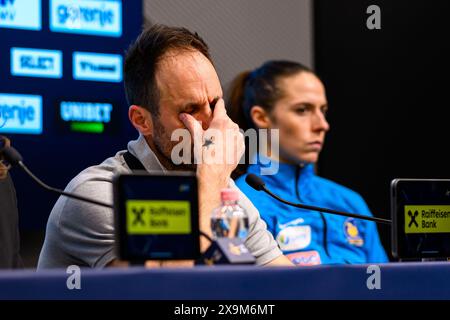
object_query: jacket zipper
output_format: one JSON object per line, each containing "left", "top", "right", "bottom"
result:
{"left": 295, "top": 165, "right": 330, "bottom": 259}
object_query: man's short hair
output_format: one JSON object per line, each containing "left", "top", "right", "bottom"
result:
{"left": 124, "top": 24, "right": 212, "bottom": 117}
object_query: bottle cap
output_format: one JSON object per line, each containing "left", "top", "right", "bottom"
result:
{"left": 221, "top": 188, "right": 239, "bottom": 202}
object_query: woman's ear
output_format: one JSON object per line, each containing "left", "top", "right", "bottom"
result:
{"left": 250, "top": 105, "right": 272, "bottom": 129}
{"left": 128, "top": 105, "right": 153, "bottom": 136}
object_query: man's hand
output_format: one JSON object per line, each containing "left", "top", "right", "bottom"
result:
{"left": 179, "top": 98, "right": 244, "bottom": 180}
{"left": 179, "top": 98, "right": 245, "bottom": 250}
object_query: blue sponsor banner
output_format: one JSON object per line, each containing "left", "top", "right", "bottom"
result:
{"left": 11, "top": 47, "right": 63, "bottom": 79}
{"left": 0, "top": 0, "right": 41, "bottom": 31}
{"left": 0, "top": 93, "right": 43, "bottom": 134}
{"left": 50, "top": 0, "right": 122, "bottom": 37}
{"left": 73, "top": 51, "right": 122, "bottom": 82}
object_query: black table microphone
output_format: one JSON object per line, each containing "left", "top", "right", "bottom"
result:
{"left": 246, "top": 173, "right": 391, "bottom": 225}
{"left": 0, "top": 146, "right": 113, "bottom": 209}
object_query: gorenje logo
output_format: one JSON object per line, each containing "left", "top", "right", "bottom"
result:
{"left": 0, "top": 93, "right": 43, "bottom": 134}
{"left": 50, "top": 0, "right": 122, "bottom": 37}
{"left": 11, "top": 48, "right": 63, "bottom": 79}
{"left": 59, "top": 100, "right": 114, "bottom": 133}
{"left": 73, "top": 52, "right": 122, "bottom": 82}
{"left": 0, "top": 0, "right": 41, "bottom": 30}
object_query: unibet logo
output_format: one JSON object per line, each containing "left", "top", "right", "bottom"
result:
{"left": 59, "top": 101, "right": 113, "bottom": 134}
{"left": 50, "top": 0, "right": 121, "bottom": 37}
{"left": 0, "top": 0, "right": 41, "bottom": 30}
{"left": 0, "top": 93, "right": 42, "bottom": 135}
{"left": 60, "top": 101, "right": 112, "bottom": 123}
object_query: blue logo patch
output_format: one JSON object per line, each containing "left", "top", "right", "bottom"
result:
{"left": 0, "top": 0, "right": 41, "bottom": 31}
{"left": 286, "top": 251, "right": 321, "bottom": 266}
{"left": 343, "top": 218, "right": 364, "bottom": 247}
{"left": 50, "top": 0, "right": 122, "bottom": 37}
{"left": 11, "top": 47, "right": 63, "bottom": 79}
{"left": 0, "top": 93, "right": 43, "bottom": 134}
{"left": 73, "top": 51, "right": 122, "bottom": 82}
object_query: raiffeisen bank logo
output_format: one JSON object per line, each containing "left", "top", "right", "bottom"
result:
{"left": 0, "top": 93, "right": 43, "bottom": 135}
{"left": 0, "top": 0, "right": 41, "bottom": 31}
{"left": 73, "top": 51, "right": 122, "bottom": 83}
{"left": 60, "top": 101, "right": 113, "bottom": 133}
{"left": 11, "top": 48, "right": 63, "bottom": 79}
{"left": 50, "top": 0, "right": 122, "bottom": 37}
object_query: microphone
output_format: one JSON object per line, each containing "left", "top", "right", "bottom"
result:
{"left": 246, "top": 173, "right": 391, "bottom": 225}
{"left": 1, "top": 146, "right": 113, "bottom": 209}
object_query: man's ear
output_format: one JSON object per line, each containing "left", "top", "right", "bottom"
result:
{"left": 128, "top": 105, "right": 153, "bottom": 135}
{"left": 250, "top": 105, "right": 272, "bottom": 129}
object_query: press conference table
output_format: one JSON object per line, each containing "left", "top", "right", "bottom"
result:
{"left": 0, "top": 262, "right": 449, "bottom": 300}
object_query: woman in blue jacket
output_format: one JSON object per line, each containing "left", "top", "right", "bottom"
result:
{"left": 228, "top": 61, "right": 388, "bottom": 265}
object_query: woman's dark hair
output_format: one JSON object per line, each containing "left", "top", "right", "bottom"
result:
{"left": 228, "top": 60, "right": 312, "bottom": 131}
{"left": 124, "top": 24, "right": 211, "bottom": 117}
{"left": 227, "top": 60, "right": 313, "bottom": 178}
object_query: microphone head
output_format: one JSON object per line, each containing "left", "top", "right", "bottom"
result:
{"left": 245, "top": 173, "right": 265, "bottom": 191}
{"left": 1, "top": 146, "right": 23, "bottom": 166}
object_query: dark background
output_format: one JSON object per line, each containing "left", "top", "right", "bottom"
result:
{"left": 315, "top": 0, "right": 450, "bottom": 258}
{"left": 0, "top": 1, "right": 142, "bottom": 266}
{"left": 1, "top": 0, "right": 142, "bottom": 230}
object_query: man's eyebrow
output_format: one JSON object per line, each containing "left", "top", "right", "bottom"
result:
{"left": 181, "top": 102, "right": 202, "bottom": 110}
{"left": 181, "top": 97, "right": 219, "bottom": 111}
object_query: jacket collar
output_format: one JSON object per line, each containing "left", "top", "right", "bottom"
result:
{"left": 127, "top": 134, "right": 167, "bottom": 172}
{"left": 247, "top": 153, "right": 315, "bottom": 199}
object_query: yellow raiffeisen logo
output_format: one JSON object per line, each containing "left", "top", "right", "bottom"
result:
{"left": 404, "top": 205, "right": 450, "bottom": 234}
{"left": 126, "top": 200, "right": 191, "bottom": 235}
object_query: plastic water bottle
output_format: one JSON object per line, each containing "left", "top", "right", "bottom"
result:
{"left": 211, "top": 189, "right": 249, "bottom": 240}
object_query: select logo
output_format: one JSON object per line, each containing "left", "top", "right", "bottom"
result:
{"left": 58, "top": 100, "right": 117, "bottom": 134}
{"left": 0, "top": 0, "right": 41, "bottom": 31}
{"left": 0, "top": 93, "right": 43, "bottom": 135}
{"left": 73, "top": 51, "right": 122, "bottom": 83}
{"left": 50, "top": 0, "right": 122, "bottom": 37}
{"left": 11, "top": 47, "right": 63, "bottom": 79}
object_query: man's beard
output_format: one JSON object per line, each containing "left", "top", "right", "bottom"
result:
{"left": 152, "top": 119, "right": 196, "bottom": 172}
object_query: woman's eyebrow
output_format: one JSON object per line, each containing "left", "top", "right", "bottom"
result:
{"left": 291, "top": 102, "right": 314, "bottom": 108}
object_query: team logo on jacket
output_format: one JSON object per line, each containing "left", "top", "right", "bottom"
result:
{"left": 276, "top": 225, "right": 311, "bottom": 251}
{"left": 344, "top": 218, "right": 364, "bottom": 246}
{"left": 286, "top": 250, "right": 321, "bottom": 266}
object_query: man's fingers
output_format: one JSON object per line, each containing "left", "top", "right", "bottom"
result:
{"left": 179, "top": 113, "right": 203, "bottom": 137}
{"left": 179, "top": 113, "right": 205, "bottom": 163}
{"left": 212, "top": 98, "right": 227, "bottom": 118}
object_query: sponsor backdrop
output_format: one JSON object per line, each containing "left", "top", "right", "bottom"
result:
{"left": 0, "top": 0, "right": 142, "bottom": 229}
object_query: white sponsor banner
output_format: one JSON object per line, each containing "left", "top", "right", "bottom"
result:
{"left": 73, "top": 51, "right": 122, "bottom": 82}
{"left": 50, "top": 0, "right": 122, "bottom": 37}
{"left": 0, "top": 93, "right": 43, "bottom": 135}
{"left": 11, "top": 47, "right": 63, "bottom": 79}
{"left": 0, "top": 0, "right": 41, "bottom": 31}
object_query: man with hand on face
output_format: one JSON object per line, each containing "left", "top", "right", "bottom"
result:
{"left": 38, "top": 25, "right": 292, "bottom": 268}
